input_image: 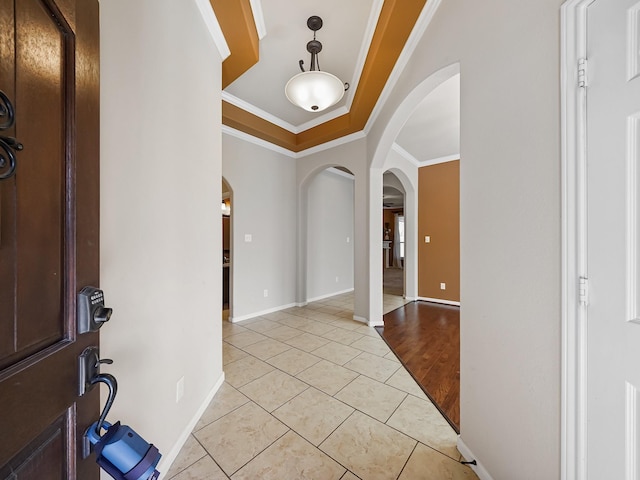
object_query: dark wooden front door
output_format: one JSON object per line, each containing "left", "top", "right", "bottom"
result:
{"left": 0, "top": 0, "right": 100, "bottom": 477}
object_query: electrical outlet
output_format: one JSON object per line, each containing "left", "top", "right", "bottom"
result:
{"left": 176, "top": 376, "right": 184, "bottom": 403}
{"left": 425, "top": 236, "right": 431, "bottom": 243}
{"left": 244, "top": 234, "right": 252, "bottom": 242}
{"left": 264, "top": 289, "right": 268, "bottom": 297}
{"left": 346, "top": 237, "right": 350, "bottom": 243}
{"left": 336, "top": 276, "right": 339, "bottom": 283}
{"left": 440, "top": 283, "right": 446, "bottom": 290}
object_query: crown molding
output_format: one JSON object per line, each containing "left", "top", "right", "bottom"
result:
{"left": 222, "top": 92, "right": 349, "bottom": 135}
{"left": 221, "top": 0, "right": 384, "bottom": 135}
{"left": 222, "top": 125, "right": 297, "bottom": 158}
{"left": 222, "top": 124, "right": 366, "bottom": 160}
{"left": 418, "top": 153, "right": 460, "bottom": 167}
{"left": 222, "top": 92, "right": 299, "bottom": 132}
{"left": 294, "top": 130, "right": 367, "bottom": 158}
{"left": 294, "top": 106, "right": 351, "bottom": 134}
{"left": 364, "top": 0, "right": 443, "bottom": 137}
{"left": 248, "top": 0, "right": 266, "bottom": 39}
{"left": 194, "top": 0, "right": 230, "bottom": 60}
{"left": 391, "top": 143, "right": 459, "bottom": 167}
{"left": 218, "top": 0, "right": 432, "bottom": 153}
{"left": 326, "top": 167, "right": 355, "bottom": 180}
{"left": 341, "top": 0, "right": 385, "bottom": 114}
{"left": 218, "top": 0, "right": 446, "bottom": 154}
{"left": 391, "top": 143, "right": 421, "bottom": 167}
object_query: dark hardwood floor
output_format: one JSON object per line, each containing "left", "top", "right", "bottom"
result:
{"left": 376, "top": 301, "right": 460, "bottom": 432}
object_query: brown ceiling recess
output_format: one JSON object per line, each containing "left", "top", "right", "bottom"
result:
{"left": 212, "top": 0, "right": 428, "bottom": 152}
{"left": 209, "top": 0, "right": 260, "bottom": 90}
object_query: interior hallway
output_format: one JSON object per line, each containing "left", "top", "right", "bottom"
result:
{"left": 166, "top": 293, "right": 476, "bottom": 479}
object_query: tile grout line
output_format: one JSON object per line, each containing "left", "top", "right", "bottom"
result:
{"left": 315, "top": 409, "right": 361, "bottom": 475}
{"left": 226, "top": 427, "right": 292, "bottom": 478}
{"left": 394, "top": 440, "right": 420, "bottom": 480}
{"left": 218, "top": 296, "right": 463, "bottom": 477}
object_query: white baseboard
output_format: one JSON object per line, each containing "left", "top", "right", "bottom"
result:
{"left": 230, "top": 289, "right": 357, "bottom": 323}
{"left": 230, "top": 288, "right": 356, "bottom": 323}
{"left": 417, "top": 296, "right": 460, "bottom": 306}
{"left": 158, "top": 372, "right": 225, "bottom": 478}
{"left": 307, "top": 288, "right": 354, "bottom": 303}
{"left": 457, "top": 436, "right": 494, "bottom": 480}
{"left": 229, "top": 302, "right": 298, "bottom": 323}
{"left": 348, "top": 314, "right": 369, "bottom": 325}
{"left": 365, "top": 317, "right": 383, "bottom": 327}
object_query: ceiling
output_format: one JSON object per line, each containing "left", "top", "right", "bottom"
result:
{"left": 211, "top": 0, "right": 459, "bottom": 164}
{"left": 224, "top": 0, "right": 377, "bottom": 129}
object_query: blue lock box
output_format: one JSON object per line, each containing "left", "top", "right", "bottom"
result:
{"left": 86, "top": 420, "right": 161, "bottom": 480}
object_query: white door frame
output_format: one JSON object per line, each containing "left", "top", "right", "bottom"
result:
{"left": 561, "top": 1, "right": 594, "bottom": 478}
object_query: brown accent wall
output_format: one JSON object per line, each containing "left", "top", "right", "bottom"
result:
{"left": 418, "top": 161, "right": 460, "bottom": 302}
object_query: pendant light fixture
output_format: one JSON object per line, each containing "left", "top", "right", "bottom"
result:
{"left": 285, "top": 16, "right": 349, "bottom": 112}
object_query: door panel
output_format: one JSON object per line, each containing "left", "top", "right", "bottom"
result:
{"left": 586, "top": 0, "right": 640, "bottom": 478}
{"left": 0, "top": 414, "right": 69, "bottom": 478}
{"left": 0, "top": 0, "right": 16, "bottom": 361}
{"left": 0, "top": 0, "right": 100, "bottom": 477}
{"left": 14, "top": 0, "right": 67, "bottom": 360}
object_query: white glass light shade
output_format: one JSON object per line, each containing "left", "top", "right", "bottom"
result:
{"left": 285, "top": 71, "right": 345, "bottom": 112}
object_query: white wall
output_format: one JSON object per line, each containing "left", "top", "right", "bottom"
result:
{"left": 368, "top": 0, "right": 563, "bottom": 478}
{"left": 100, "top": 0, "right": 223, "bottom": 474}
{"left": 306, "top": 169, "right": 354, "bottom": 300}
{"left": 222, "top": 134, "right": 297, "bottom": 321}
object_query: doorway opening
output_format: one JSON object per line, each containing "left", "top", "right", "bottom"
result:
{"left": 370, "top": 65, "right": 461, "bottom": 432}
{"left": 382, "top": 171, "right": 406, "bottom": 300}
{"left": 222, "top": 178, "right": 232, "bottom": 321}
{"left": 304, "top": 166, "right": 355, "bottom": 304}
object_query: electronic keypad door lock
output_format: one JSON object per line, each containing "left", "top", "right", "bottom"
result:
{"left": 78, "top": 286, "right": 113, "bottom": 334}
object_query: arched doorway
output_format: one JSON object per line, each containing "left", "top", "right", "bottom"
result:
{"left": 303, "top": 166, "right": 355, "bottom": 305}
{"left": 369, "top": 65, "right": 461, "bottom": 430}
{"left": 368, "top": 63, "right": 460, "bottom": 323}
{"left": 382, "top": 172, "right": 405, "bottom": 293}
{"left": 381, "top": 170, "right": 414, "bottom": 314}
{"left": 222, "top": 178, "right": 232, "bottom": 320}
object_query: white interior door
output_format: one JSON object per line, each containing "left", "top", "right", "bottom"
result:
{"left": 587, "top": 0, "right": 640, "bottom": 478}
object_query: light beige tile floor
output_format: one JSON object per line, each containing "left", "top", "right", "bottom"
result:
{"left": 166, "top": 293, "right": 478, "bottom": 480}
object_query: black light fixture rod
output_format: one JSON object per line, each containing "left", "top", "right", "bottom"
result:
{"left": 297, "top": 16, "right": 325, "bottom": 73}
{"left": 309, "top": 49, "right": 317, "bottom": 72}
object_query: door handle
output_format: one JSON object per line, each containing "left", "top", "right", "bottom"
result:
{"left": 78, "top": 346, "right": 114, "bottom": 396}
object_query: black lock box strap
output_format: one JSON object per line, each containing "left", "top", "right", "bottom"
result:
{"left": 97, "top": 457, "right": 127, "bottom": 480}
{"left": 124, "top": 444, "right": 160, "bottom": 480}
{"left": 94, "top": 421, "right": 122, "bottom": 460}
